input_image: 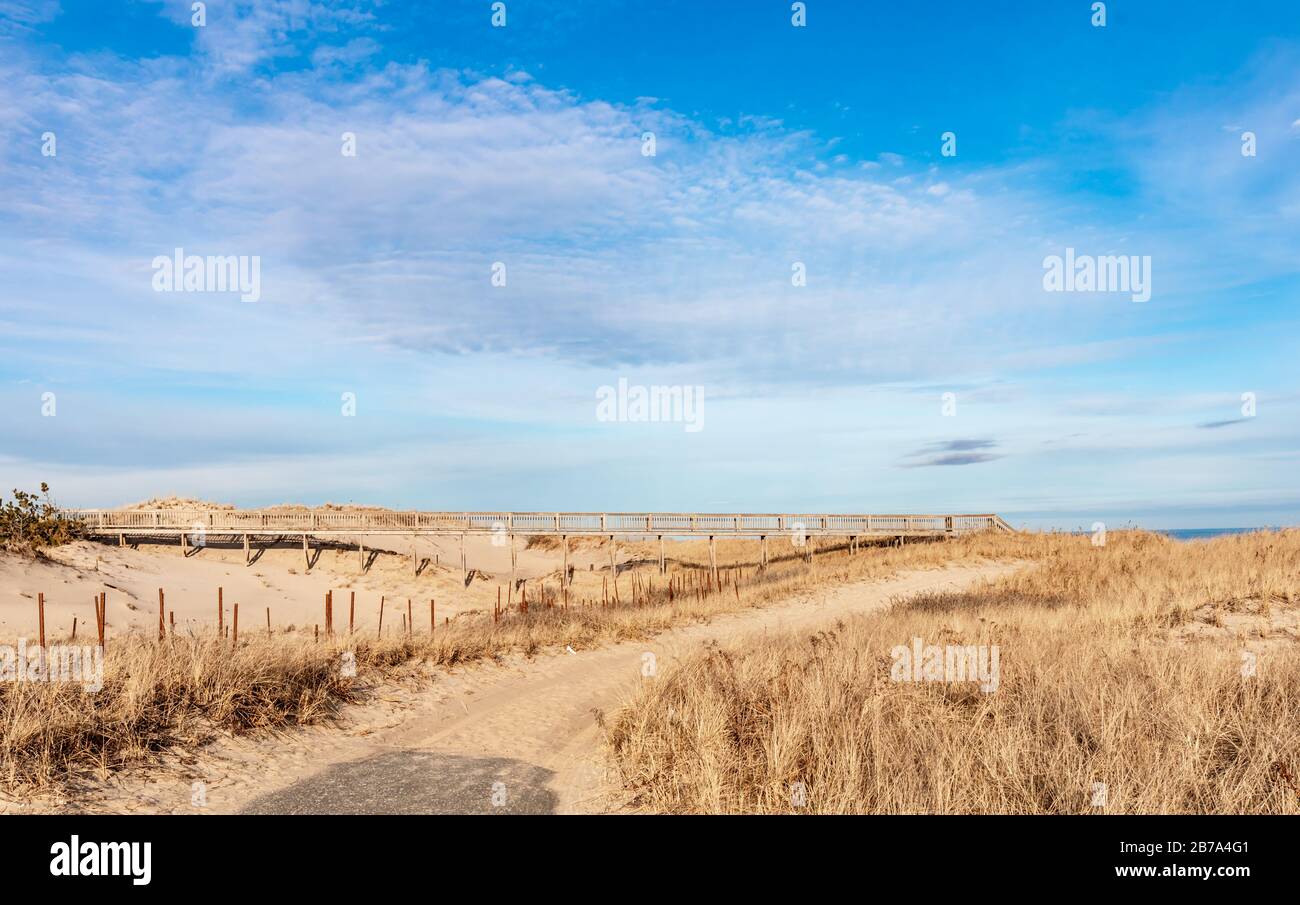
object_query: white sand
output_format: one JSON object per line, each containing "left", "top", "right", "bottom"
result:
{"left": 0, "top": 534, "right": 626, "bottom": 640}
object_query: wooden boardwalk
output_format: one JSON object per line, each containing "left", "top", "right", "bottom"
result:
{"left": 63, "top": 508, "right": 1013, "bottom": 539}
{"left": 61, "top": 508, "right": 1014, "bottom": 577}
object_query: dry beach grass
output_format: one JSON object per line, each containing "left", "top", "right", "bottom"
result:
{"left": 6, "top": 527, "right": 1297, "bottom": 812}
{"left": 604, "top": 529, "right": 1300, "bottom": 813}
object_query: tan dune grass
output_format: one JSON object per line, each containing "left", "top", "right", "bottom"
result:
{"left": 604, "top": 529, "right": 1300, "bottom": 814}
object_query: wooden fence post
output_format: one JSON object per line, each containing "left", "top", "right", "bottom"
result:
{"left": 96, "top": 592, "right": 106, "bottom": 647}
{"left": 509, "top": 534, "right": 516, "bottom": 603}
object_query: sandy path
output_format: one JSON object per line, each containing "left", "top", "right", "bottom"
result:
{"left": 37, "top": 561, "right": 1020, "bottom": 815}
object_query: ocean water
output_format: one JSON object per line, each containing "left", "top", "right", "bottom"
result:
{"left": 1159, "top": 527, "right": 1281, "bottom": 541}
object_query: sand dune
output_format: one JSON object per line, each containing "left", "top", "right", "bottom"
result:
{"left": 0, "top": 533, "right": 650, "bottom": 639}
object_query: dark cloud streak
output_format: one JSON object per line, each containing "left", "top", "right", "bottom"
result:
{"left": 900, "top": 438, "right": 1003, "bottom": 468}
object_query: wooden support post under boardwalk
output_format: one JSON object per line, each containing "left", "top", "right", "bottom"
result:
{"left": 243, "top": 533, "right": 250, "bottom": 565}
{"left": 180, "top": 532, "right": 187, "bottom": 556}
{"left": 562, "top": 535, "right": 569, "bottom": 587}
{"left": 609, "top": 535, "right": 616, "bottom": 577}
{"left": 460, "top": 533, "right": 466, "bottom": 583}
{"left": 658, "top": 535, "right": 665, "bottom": 575}
{"left": 118, "top": 532, "right": 125, "bottom": 547}
{"left": 358, "top": 540, "right": 365, "bottom": 573}
{"left": 302, "top": 534, "right": 310, "bottom": 570}
{"left": 761, "top": 535, "right": 768, "bottom": 568}
{"left": 708, "top": 535, "right": 717, "bottom": 583}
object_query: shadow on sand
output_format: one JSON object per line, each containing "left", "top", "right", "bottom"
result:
{"left": 237, "top": 750, "right": 558, "bottom": 815}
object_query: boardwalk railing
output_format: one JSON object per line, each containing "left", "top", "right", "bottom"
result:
{"left": 60, "top": 509, "right": 1015, "bottom": 538}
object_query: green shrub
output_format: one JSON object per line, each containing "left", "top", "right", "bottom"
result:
{"left": 0, "top": 483, "right": 82, "bottom": 553}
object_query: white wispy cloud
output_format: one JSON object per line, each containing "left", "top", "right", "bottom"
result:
{"left": 1, "top": 10, "right": 1297, "bottom": 522}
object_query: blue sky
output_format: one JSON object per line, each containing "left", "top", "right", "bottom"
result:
{"left": 1, "top": 0, "right": 1298, "bottom": 528}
